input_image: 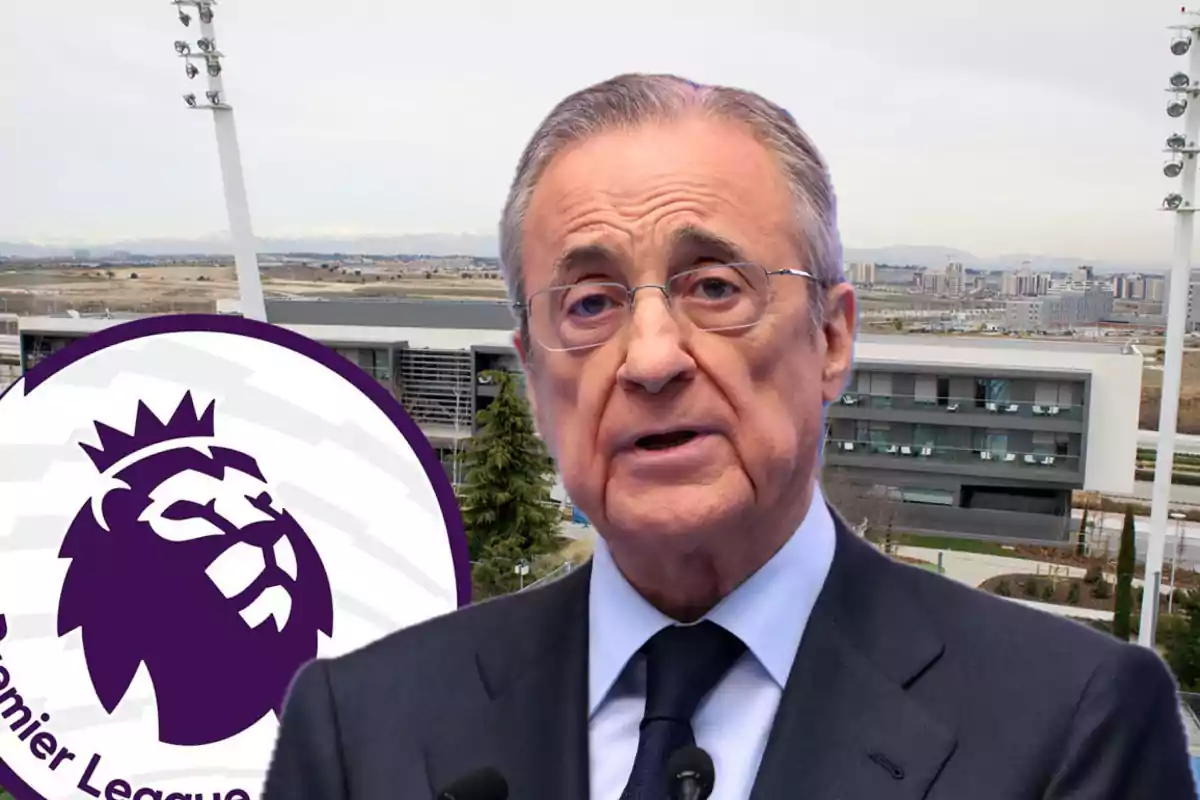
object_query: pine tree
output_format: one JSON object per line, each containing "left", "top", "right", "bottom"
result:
{"left": 1076, "top": 506, "right": 1088, "bottom": 557}
{"left": 1112, "top": 505, "right": 1137, "bottom": 641}
{"left": 456, "top": 370, "right": 563, "bottom": 599}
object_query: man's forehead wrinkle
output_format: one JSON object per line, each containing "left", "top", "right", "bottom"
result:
{"left": 540, "top": 189, "right": 742, "bottom": 256}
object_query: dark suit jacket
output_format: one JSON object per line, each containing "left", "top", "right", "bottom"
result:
{"left": 263, "top": 519, "right": 1197, "bottom": 799}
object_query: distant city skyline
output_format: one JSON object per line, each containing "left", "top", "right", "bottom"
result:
{"left": 0, "top": 0, "right": 1192, "bottom": 263}
{"left": 0, "top": 235, "right": 1172, "bottom": 274}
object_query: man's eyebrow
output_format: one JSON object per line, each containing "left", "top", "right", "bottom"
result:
{"left": 550, "top": 243, "right": 621, "bottom": 284}
{"left": 668, "top": 225, "right": 748, "bottom": 263}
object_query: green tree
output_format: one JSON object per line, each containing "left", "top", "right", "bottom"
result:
{"left": 456, "top": 370, "right": 563, "bottom": 600}
{"left": 1164, "top": 591, "right": 1200, "bottom": 691}
{"left": 1076, "top": 506, "right": 1088, "bottom": 557}
{"left": 1112, "top": 505, "right": 1137, "bottom": 641}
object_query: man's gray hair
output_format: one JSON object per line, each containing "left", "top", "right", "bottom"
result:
{"left": 499, "top": 72, "right": 845, "bottom": 339}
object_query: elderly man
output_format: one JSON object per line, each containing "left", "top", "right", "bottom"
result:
{"left": 264, "top": 74, "right": 1194, "bottom": 800}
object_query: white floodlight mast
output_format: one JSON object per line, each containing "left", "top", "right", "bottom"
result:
{"left": 173, "top": 1, "right": 266, "bottom": 321}
{"left": 1141, "top": 9, "right": 1200, "bottom": 647}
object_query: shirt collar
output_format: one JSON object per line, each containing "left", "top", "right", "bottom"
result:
{"left": 587, "top": 487, "right": 837, "bottom": 716}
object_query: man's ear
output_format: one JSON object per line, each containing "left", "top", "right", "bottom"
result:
{"left": 821, "top": 283, "right": 857, "bottom": 404}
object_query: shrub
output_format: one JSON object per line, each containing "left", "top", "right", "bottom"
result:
{"left": 1024, "top": 577, "right": 1042, "bottom": 598}
{"left": 1092, "top": 576, "right": 1112, "bottom": 600}
{"left": 1041, "top": 582, "right": 1056, "bottom": 602}
{"left": 1067, "top": 582, "right": 1081, "bottom": 605}
{"left": 1083, "top": 565, "right": 1103, "bottom": 584}
{"left": 996, "top": 579, "right": 1012, "bottom": 598}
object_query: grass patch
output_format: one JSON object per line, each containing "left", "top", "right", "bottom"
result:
{"left": 897, "top": 534, "right": 1015, "bottom": 557}
{"left": 1134, "top": 469, "right": 1200, "bottom": 486}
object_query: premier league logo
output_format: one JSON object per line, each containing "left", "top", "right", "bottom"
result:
{"left": 0, "top": 315, "right": 468, "bottom": 800}
{"left": 59, "top": 393, "right": 334, "bottom": 747}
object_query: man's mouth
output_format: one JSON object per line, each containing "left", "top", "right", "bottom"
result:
{"left": 634, "top": 430, "right": 701, "bottom": 451}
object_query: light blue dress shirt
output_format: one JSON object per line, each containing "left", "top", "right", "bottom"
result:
{"left": 587, "top": 487, "right": 837, "bottom": 800}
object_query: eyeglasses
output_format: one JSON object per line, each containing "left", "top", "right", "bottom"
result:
{"left": 514, "top": 262, "right": 818, "bottom": 352}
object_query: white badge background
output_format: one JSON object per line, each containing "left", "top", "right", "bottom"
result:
{"left": 0, "top": 329, "right": 460, "bottom": 799}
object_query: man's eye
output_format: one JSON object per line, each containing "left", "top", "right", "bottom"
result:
{"left": 568, "top": 293, "right": 618, "bottom": 318}
{"left": 694, "top": 278, "right": 738, "bottom": 300}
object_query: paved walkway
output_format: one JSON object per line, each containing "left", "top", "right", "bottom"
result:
{"left": 896, "top": 545, "right": 1116, "bottom": 621}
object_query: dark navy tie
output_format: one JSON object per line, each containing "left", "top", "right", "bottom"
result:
{"left": 620, "top": 621, "right": 746, "bottom": 800}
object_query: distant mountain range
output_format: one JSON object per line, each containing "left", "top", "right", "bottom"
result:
{"left": 0, "top": 235, "right": 1165, "bottom": 274}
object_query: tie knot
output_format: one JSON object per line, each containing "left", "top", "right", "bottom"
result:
{"left": 642, "top": 621, "right": 746, "bottom": 725}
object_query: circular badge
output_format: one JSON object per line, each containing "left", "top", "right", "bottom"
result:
{"left": 0, "top": 314, "right": 469, "bottom": 800}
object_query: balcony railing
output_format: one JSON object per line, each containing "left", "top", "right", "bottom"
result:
{"left": 835, "top": 392, "right": 1083, "bottom": 420}
{"left": 825, "top": 438, "right": 1081, "bottom": 472}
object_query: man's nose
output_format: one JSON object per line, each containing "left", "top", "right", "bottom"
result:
{"left": 616, "top": 289, "right": 696, "bottom": 395}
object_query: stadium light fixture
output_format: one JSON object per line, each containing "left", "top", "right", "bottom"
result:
{"left": 165, "top": 0, "right": 265, "bottom": 322}
{"left": 178, "top": 10, "right": 191, "bottom": 26}
{"left": 1143, "top": 5, "right": 1200, "bottom": 649}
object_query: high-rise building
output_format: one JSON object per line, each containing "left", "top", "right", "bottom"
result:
{"left": 1001, "top": 267, "right": 1051, "bottom": 297}
{"left": 919, "top": 261, "right": 966, "bottom": 296}
{"left": 1003, "top": 283, "right": 1113, "bottom": 332}
{"left": 1113, "top": 273, "right": 1167, "bottom": 302}
{"left": 945, "top": 262, "right": 964, "bottom": 296}
{"left": 845, "top": 262, "right": 876, "bottom": 287}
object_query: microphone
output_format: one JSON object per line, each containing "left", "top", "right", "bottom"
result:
{"left": 436, "top": 766, "right": 509, "bottom": 800}
{"left": 667, "top": 745, "right": 715, "bottom": 800}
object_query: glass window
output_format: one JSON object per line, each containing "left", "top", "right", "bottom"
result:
{"left": 1034, "top": 382, "right": 1058, "bottom": 406}
{"left": 914, "top": 375, "right": 937, "bottom": 404}
{"left": 913, "top": 425, "right": 939, "bottom": 447}
{"left": 857, "top": 421, "right": 891, "bottom": 449}
{"left": 985, "top": 430, "right": 1008, "bottom": 456}
{"left": 1032, "top": 431, "right": 1055, "bottom": 454}
{"left": 986, "top": 379, "right": 1011, "bottom": 403}
{"left": 856, "top": 372, "right": 893, "bottom": 408}
{"left": 900, "top": 488, "right": 954, "bottom": 506}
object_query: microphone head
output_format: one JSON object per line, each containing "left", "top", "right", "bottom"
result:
{"left": 666, "top": 745, "right": 715, "bottom": 800}
{"left": 437, "top": 766, "right": 509, "bottom": 800}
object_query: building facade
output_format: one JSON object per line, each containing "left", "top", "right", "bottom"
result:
{"left": 1002, "top": 284, "right": 1114, "bottom": 333}
{"left": 16, "top": 301, "right": 1142, "bottom": 544}
{"left": 825, "top": 335, "right": 1140, "bottom": 542}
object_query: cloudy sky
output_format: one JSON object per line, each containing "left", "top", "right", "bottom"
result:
{"left": 0, "top": 0, "right": 1189, "bottom": 262}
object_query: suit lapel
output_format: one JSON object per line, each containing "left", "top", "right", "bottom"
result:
{"left": 424, "top": 563, "right": 591, "bottom": 800}
{"left": 749, "top": 516, "right": 958, "bottom": 800}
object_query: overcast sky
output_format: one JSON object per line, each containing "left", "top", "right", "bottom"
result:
{"left": 0, "top": 0, "right": 1189, "bottom": 262}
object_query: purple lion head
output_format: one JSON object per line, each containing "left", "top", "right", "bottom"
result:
{"left": 57, "top": 392, "right": 334, "bottom": 746}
